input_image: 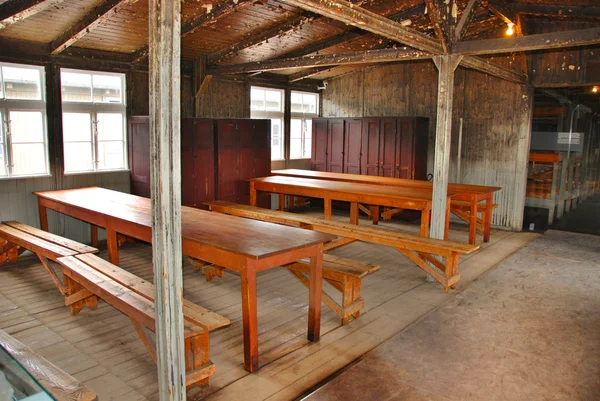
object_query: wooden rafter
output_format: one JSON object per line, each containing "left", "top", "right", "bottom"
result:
{"left": 288, "top": 66, "right": 335, "bottom": 82}
{"left": 512, "top": 4, "right": 600, "bottom": 19}
{"left": 208, "top": 48, "right": 432, "bottom": 75}
{"left": 279, "top": 0, "right": 444, "bottom": 54}
{"left": 0, "top": 0, "right": 65, "bottom": 30}
{"left": 207, "top": 11, "right": 314, "bottom": 62}
{"left": 481, "top": 0, "right": 514, "bottom": 24}
{"left": 460, "top": 56, "right": 525, "bottom": 83}
{"left": 453, "top": 27, "right": 600, "bottom": 56}
{"left": 50, "top": 0, "right": 133, "bottom": 55}
{"left": 424, "top": 0, "right": 454, "bottom": 53}
{"left": 454, "top": 0, "right": 479, "bottom": 42}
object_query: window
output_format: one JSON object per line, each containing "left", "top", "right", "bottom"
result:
{"left": 61, "top": 69, "right": 127, "bottom": 173}
{"left": 0, "top": 63, "right": 49, "bottom": 179}
{"left": 250, "top": 87, "right": 284, "bottom": 160}
{"left": 290, "top": 91, "right": 318, "bottom": 159}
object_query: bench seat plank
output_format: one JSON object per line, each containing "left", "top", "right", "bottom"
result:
{"left": 0, "top": 223, "right": 78, "bottom": 260}
{"left": 3, "top": 221, "right": 97, "bottom": 255}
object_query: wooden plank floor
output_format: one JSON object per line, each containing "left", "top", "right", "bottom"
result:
{"left": 0, "top": 211, "right": 539, "bottom": 401}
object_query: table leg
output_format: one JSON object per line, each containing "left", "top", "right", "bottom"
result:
{"left": 349, "top": 203, "right": 359, "bottom": 225}
{"left": 324, "top": 198, "right": 332, "bottom": 220}
{"left": 249, "top": 182, "right": 257, "bottom": 207}
{"left": 420, "top": 206, "right": 430, "bottom": 237}
{"left": 289, "top": 196, "right": 295, "bottom": 211}
{"left": 240, "top": 258, "right": 259, "bottom": 372}
{"left": 371, "top": 206, "right": 380, "bottom": 225}
{"left": 38, "top": 199, "right": 48, "bottom": 231}
{"left": 106, "top": 225, "right": 119, "bottom": 266}
{"left": 483, "top": 194, "right": 493, "bottom": 242}
{"left": 308, "top": 244, "right": 323, "bottom": 342}
{"left": 90, "top": 225, "right": 99, "bottom": 248}
{"left": 469, "top": 197, "right": 477, "bottom": 245}
{"left": 278, "top": 194, "right": 285, "bottom": 211}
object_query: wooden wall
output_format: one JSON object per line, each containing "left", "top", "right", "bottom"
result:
{"left": 322, "top": 61, "right": 533, "bottom": 230}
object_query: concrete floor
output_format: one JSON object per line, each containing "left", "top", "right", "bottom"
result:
{"left": 303, "top": 230, "right": 600, "bottom": 401}
{"left": 554, "top": 193, "right": 600, "bottom": 236}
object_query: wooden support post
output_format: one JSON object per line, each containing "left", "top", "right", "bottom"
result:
{"left": 193, "top": 56, "right": 212, "bottom": 117}
{"left": 430, "top": 55, "right": 462, "bottom": 280}
{"left": 149, "top": 0, "right": 186, "bottom": 399}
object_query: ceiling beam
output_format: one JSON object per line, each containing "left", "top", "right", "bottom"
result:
{"left": 481, "top": 0, "right": 514, "bottom": 24}
{"left": 207, "top": 11, "right": 314, "bottom": 63}
{"left": 453, "top": 27, "right": 600, "bottom": 56}
{"left": 208, "top": 48, "right": 432, "bottom": 75}
{"left": 50, "top": 0, "right": 133, "bottom": 55}
{"left": 513, "top": 4, "right": 600, "bottom": 19}
{"left": 278, "top": 0, "right": 444, "bottom": 54}
{"left": 460, "top": 56, "right": 526, "bottom": 84}
{"left": 288, "top": 66, "right": 334, "bottom": 82}
{"left": 0, "top": 0, "right": 65, "bottom": 30}
{"left": 424, "top": 0, "right": 454, "bottom": 53}
{"left": 454, "top": 0, "right": 479, "bottom": 42}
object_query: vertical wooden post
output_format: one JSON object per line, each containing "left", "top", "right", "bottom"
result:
{"left": 430, "top": 55, "right": 462, "bottom": 242}
{"left": 149, "top": 0, "right": 186, "bottom": 400}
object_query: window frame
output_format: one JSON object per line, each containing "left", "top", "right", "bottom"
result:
{"left": 60, "top": 68, "right": 128, "bottom": 175}
{"left": 250, "top": 86, "right": 285, "bottom": 161}
{"left": 290, "top": 90, "right": 319, "bottom": 160}
{"left": 0, "top": 62, "right": 50, "bottom": 180}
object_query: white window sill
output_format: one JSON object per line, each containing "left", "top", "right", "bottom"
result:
{"left": 0, "top": 173, "right": 52, "bottom": 181}
{"left": 64, "top": 169, "right": 130, "bottom": 176}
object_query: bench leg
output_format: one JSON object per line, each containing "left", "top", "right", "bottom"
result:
{"left": 350, "top": 203, "right": 359, "bottom": 225}
{"left": 185, "top": 331, "right": 213, "bottom": 387}
{"left": 63, "top": 275, "right": 97, "bottom": 315}
{"left": 341, "top": 277, "right": 362, "bottom": 325}
{"left": 371, "top": 206, "right": 380, "bottom": 225}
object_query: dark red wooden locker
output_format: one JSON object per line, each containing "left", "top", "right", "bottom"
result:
{"left": 396, "top": 119, "right": 413, "bottom": 179}
{"left": 181, "top": 119, "right": 196, "bottom": 206}
{"left": 343, "top": 119, "right": 362, "bottom": 174}
{"left": 251, "top": 119, "right": 271, "bottom": 208}
{"left": 236, "top": 119, "right": 256, "bottom": 205}
{"left": 327, "top": 119, "right": 345, "bottom": 172}
{"left": 128, "top": 116, "right": 150, "bottom": 198}
{"left": 191, "top": 119, "right": 215, "bottom": 208}
{"left": 216, "top": 120, "right": 241, "bottom": 204}
{"left": 379, "top": 118, "right": 397, "bottom": 177}
{"left": 311, "top": 119, "right": 328, "bottom": 171}
{"left": 361, "top": 118, "right": 381, "bottom": 176}
{"left": 413, "top": 117, "right": 430, "bottom": 180}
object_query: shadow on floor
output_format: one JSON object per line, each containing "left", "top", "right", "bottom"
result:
{"left": 553, "top": 192, "right": 600, "bottom": 236}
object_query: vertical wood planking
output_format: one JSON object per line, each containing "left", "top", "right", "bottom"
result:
{"left": 149, "top": 0, "right": 186, "bottom": 399}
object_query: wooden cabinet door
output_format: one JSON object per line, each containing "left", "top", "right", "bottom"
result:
{"left": 128, "top": 116, "right": 150, "bottom": 198}
{"left": 327, "top": 119, "right": 345, "bottom": 172}
{"left": 413, "top": 118, "right": 430, "bottom": 180}
{"left": 311, "top": 119, "right": 328, "bottom": 171}
{"left": 252, "top": 120, "right": 271, "bottom": 208}
{"left": 216, "top": 120, "right": 241, "bottom": 203}
{"left": 344, "top": 118, "right": 362, "bottom": 174}
{"left": 192, "top": 119, "right": 215, "bottom": 208}
{"left": 181, "top": 119, "right": 196, "bottom": 207}
{"left": 361, "top": 118, "right": 381, "bottom": 176}
{"left": 396, "top": 118, "right": 414, "bottom": 179}
{"left": 379, "top": 118, "right": 397, "bottom": 177}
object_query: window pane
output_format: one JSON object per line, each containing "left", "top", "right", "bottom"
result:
{"left": 250, "top": 88, "right": 265, "bottom": 111}
{"left": 61, "top": 71, "right": 92, "bottom": 102}
{"left": 303, "top": 93, "right": 318, "bottom": 113}
{"left": 265, "top": 90, "right": 282, "bottom": 111}
{"left": 291, "top": 92, "right": 303, "bottom": 112}
{"left": 64, "top": 142, "right": 93, "bottom": 172}
{"left": 97, "top": 113, "right": 123, "bottom": 141}
{"left": 3, "top": 66, "right": 41, "bottom": 100}
{"left": 97, "top": 141, "right": 124, "bottom": 170}
{"left": 9, "top": 111, "right": 44, "bottom": 143}
{"left": 290, "top": 139, "right": 302, "bottom": 159}
{"left": 0, "top": 119, "right": 5, "bottom": 176}
{"left": 304, "top": 119, "right": 312, "bottom": 158}
{"left": 12, "top": 143, "right": 46, "bottom": 175}
{"left": 63, "top": 113, "right": 92, "bottom": 142}
{"left": 271, "top": 118, "right": 283, "bottom": 160}
{"left": 290, "top": 119, "right": 302, "bottom": 139}
{"left": 93, "top": 74, "right": 122, "bottom": 104}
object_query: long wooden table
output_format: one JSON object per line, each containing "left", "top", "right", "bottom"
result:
{"left": 248, "top": 176, "right": 456, "bottom": 239}
{"left": 273, "top": 169, "right": 501, "bottom": 244}
{"left": 34, "top": 187, "right": 334, "bottom": 373}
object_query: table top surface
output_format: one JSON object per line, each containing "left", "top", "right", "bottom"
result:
{"left": 272, "top": 169, "right": 501, "bottom": 194}
{"left": 35, "top": 187, "right": 334, "bottom": 260}
{"left": 249, "top": 175, "right": 456, "bottom": 202}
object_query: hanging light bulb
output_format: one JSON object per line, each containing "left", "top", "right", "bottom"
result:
{"left": 593, "top": 86, "right": 599, "bottom": 94}
{"left": 506, "top": 22, "right": 515, "bottom": 36}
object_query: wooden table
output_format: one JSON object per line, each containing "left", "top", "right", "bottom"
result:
{"left": 248, "top": 176, "right": 455, "bottom": 239}
{"left": 34, "top": 187, "right": 334, "bottom": 372}
{"left": 273, "top": 169, "right": 501, "bottom": 244}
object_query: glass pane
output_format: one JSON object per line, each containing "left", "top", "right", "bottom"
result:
{"left": 291, "top": 92, "right": 303, "bottom": 112}
{"left": 303, "top": 93, "right": 318, "bottom": 113}
{"left": 290, "top": 138, "right": 302, "bottom": 159}
{"left": 265, "top": 89, "right": 282, "bottom": 111}
{"left": 0, "top": 68, "right": 3, "bottom": 99}
{"left": 291, "top": 119, "right": 302, "bottom": 139}
{"left": 61, "top": 71, "right": 92, "bottom": 102}
{"left": 12, "top": 143, "right": 46, "bottom": 176}
{"left": 250, "top": 88, "right": 265, "bottom": 111}
{"left": 9, "top": 111, "right": 44, "bottom": 143}
{"left": 97, "top": 113, "right": 123, "bottom": 141}
{"left": 271, "top": 118, "right": 283, "bottom": 160}
{"left": 93, "top": 74, "right": 122, "bottom": 103}
{"left": 304, "top": 119, "right": 312, "bottom": 158}
{"left": 3, "top": 66, "right": 41, "bottom": 100}
{"left": 64, "top": 142, "right": 93, "bottom": 172}
{"left": 62, "top": 112, "right": 92, "bottom": 142}
{"left": 97, "top": 141, "right": 124, "bottom": 170}
{"left": 0, "top": 153, "right": 5, "bottom": 176}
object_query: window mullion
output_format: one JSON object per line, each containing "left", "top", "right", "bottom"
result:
{"left": 92, "top": 113, "right": 99, "bottom": 171}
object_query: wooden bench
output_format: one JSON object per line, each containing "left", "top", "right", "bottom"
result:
{"left": 206, "top": 201, "right": 479, "bottom": 292}
{"left": 57, "top": 253, "right": 230, "bottom": 388}
{"left": 191, "top": 254, "right": 380, "bottom": 325}
{"left": 0, "top": 221, "right": 98, "bottom": 300}
{"left": 450, "top": 201, "right": 498, "bottom": 235}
